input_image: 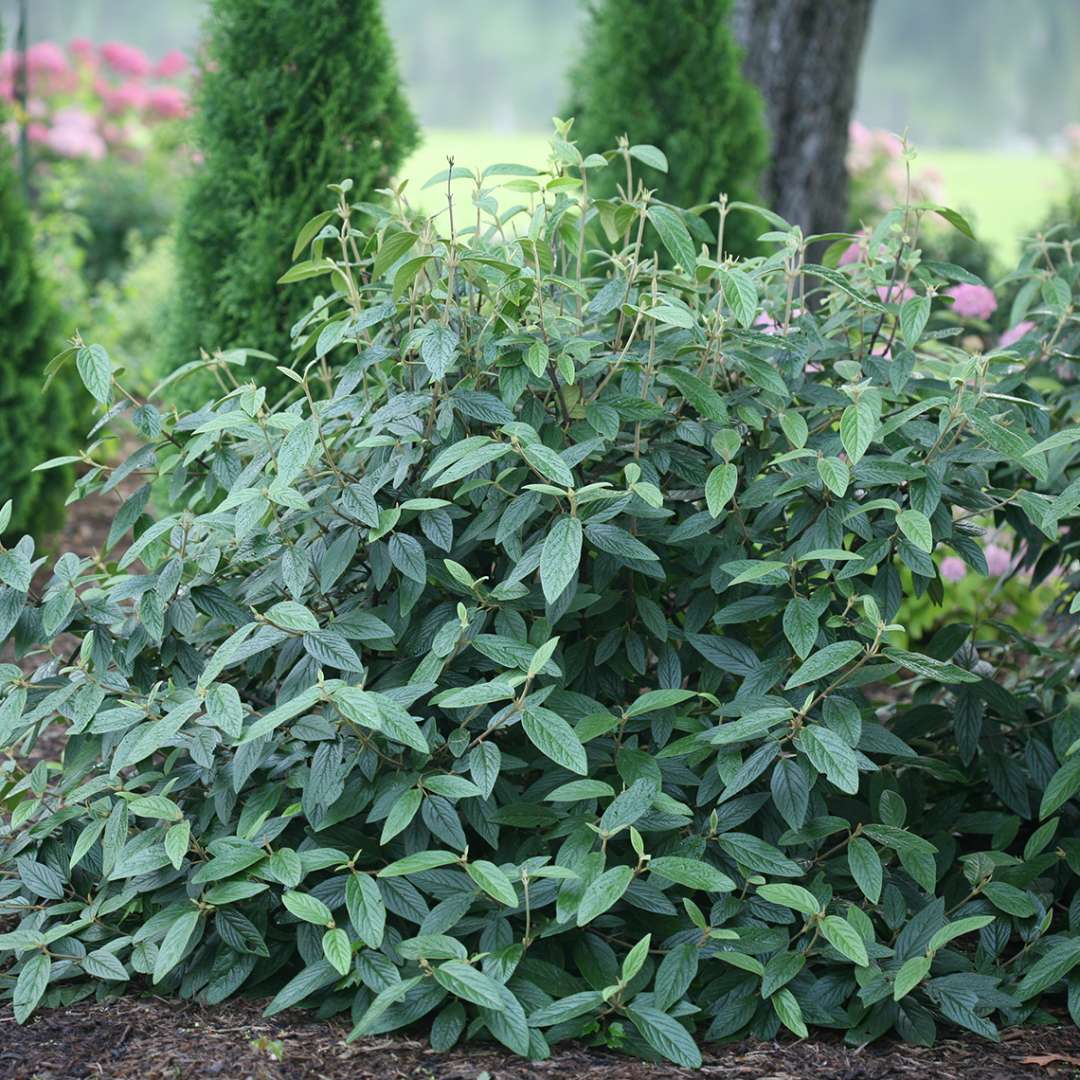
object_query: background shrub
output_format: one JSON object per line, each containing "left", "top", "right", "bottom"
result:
{"left": 0, "top": 109, "right": 81, "bottom": 540}
{"left": 566, "top": 0, "right": 767, "bottom": 255}
{"left": 1, "top": 128, "right": 1079, "bottom": 1064}
{"left": 164, "top": 0, "right": 419, "bottom": 400}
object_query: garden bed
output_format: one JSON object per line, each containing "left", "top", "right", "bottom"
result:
{"left": 2, "top": 998, "right": 1079, "bottom": 1080}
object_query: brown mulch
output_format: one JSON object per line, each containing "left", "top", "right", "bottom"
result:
{"left": 1, "top": 997, "right": 1079, "bottom": 1080}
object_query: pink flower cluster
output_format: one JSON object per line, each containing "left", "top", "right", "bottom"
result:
{"left": 1, "top": 38, "right": 189, "bottom": 161}
{"left": 999, "top": 321, "right": 1035, "bottom": 349}
{"left": 946, "top": 283, "right": 997, "bottom": 321}
{"left": 847, "top": 122, "right": 943, "bottom": 212}
{"left": 940, "top": 538, "right": 1021, "bottom": 583}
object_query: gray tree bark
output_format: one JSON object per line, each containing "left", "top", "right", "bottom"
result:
{"left": 732, "top": 0, "right": 874, "bottom": 239}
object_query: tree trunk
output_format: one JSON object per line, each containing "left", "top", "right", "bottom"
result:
{"left": 732, "top": 0, "right": 873, "bottom": 239}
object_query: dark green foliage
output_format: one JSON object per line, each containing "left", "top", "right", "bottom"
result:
{"left": 0, "top": 123, "right": 78, "bottom": 539}
{"left": 165, "top": 0, "right": 418, "bottom": 397}
{"left": 2, "top": 129, "right": 1080, "bottom": 1063}
{"left": 566, "top": 0, "right": 767, "bottom": 255}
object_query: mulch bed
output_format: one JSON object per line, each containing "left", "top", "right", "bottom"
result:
{"left": 1, "top": 997, "right": 1079, "bottom": 1080}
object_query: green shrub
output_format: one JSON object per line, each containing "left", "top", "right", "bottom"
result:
{"left": 566, "top": 0, "right": 767, "bottom": 256}
{"left": 39, "top": 158, "right": 179, "bottom": 286}
{"left": 2, "top": 129, "right": 1079, "bottom": 1063}
{"left": 164, "top": 0, "right": 418, "bottom": 400}
{"left": 0, "top": 124, "right": 80, "bottom": 540}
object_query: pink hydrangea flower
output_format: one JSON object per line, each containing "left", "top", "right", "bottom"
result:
{"left": 155, "top": 50, "right": 188, "bottom": 78}
{"left": 45, "top": 117, "right": 106, "bottom": 160}
{"left": 983, "top": 543, "right": 1012, "bottom": 576}
{"left": 26, "top": 41, "right": 68, "bottom": 75}
{"left": 940, "top": 556, "right": 967, "bottom": 582}
{"left": 877, "top": 283, "right": 914, "bottom": 304}
{"left": 146, "top": 85, "right": 188, "bottom": 119}
{"left": 101, "top": 41, "right": 151, "bottom": 78}
{"left": 999, "top": 321, "right": 1035, "bottom": 349}
{"left": 101, "top": 79, "right": 149, "bottom": 113}
{"left": 947, "top": 283, "right": 997, "bottom": 320}
{"left": 26, "top": 122, "right": 49, "bottom": 144}
{"left": 839, "top": 241, "right": 862, "bottom": 266}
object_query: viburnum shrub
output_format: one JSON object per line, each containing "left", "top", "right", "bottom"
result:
{"left": 2, "top": 124, "right": 1079, "bottom": 1065}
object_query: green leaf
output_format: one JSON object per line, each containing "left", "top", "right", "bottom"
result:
{"left": 345, "top": 873, "right": 385, "bottom": 948}
{"left": 153, "top": 909, "right": 200, "bottom": 984}
{"left": 893, "top": 955, "right": 932, "bottom": 1000}
{"left": 817, "top": 455, "right": 850, "bottom": 497}
{"left": 1040, "top": 755, "right": 1080, "bottom": 819}
{"left": 522, "top": 707, "right": 588, "bottom": 775}
{"left": 282, "top": 891, "right": 333, "bottom": 925}
{"left": 900, "top": 295, "right": 931, "bottom": 348}
{"left": 629, "top": 144, "right": 668, "bottom": 172}
{"left": 649, "top": 857, "right": 735, "bottom": 894}
{"left": 546, "top": 779, "right": 615, "bottom": 802}
{"left": 928, "top": 915, "right": 996, "bottom": 953}
{"left": 785, "top": 640, "right": 863, "bottom": 689}
{"left": 625, "top": 688, "right": 696, "bottom": 718}
{"left": 379, "top": 850, "right": 461, "bottom": 877}
{"left": 665, "top": 368, "right": 727, "bottom": 422}
{"left": 521, "top": 442, "right": 574, "bottom": 487}
{"left": 76, "top": 343, "right": 112, "bottom": 404}
{"left": 265, "top": 600, "right": 320, "bottom": 633}
{"left": 82, "top": 948, "right": 129, "bottom": 982}
{"left": 647, "top": 205, "right": 696, "bottom": 271}
{"left": 433, "top": 960, "right": 505, "bottom": 1009}
{"left": 705, "top": 464, "right": 738, "bottom": 517}
{"left": 897, "top": 508, "right": 933, "bottom": 552}
{"left": 780, "top": 411, "right": 808, "bottom": 449}
{"left": 982, "top": 881, "right": 1036, "bottom": 917}
{"left": 322, "top": 927, "right": 352, "bottom": 976}
{"left": 771, "top": 986, "right": 809, "bottom": 1038}
{"left": 13, "top": 952, "right": 52, "bottom": 1022}
{"left": 820, "top": 915, "right": 869, "bottom": 966}
{"left": 1015, "top": 939, "right": 1080, "bottom": 1002}
{"left": 540, "top": 515, "right": 582, "bottom": 604}
{"left": 782, "top": 598, "right": 819, "bottom": 661}
{"left": 718, "top": 267, "right": 758, "bottom": 328}
{"left": 576, "top": 865, "right": 634, "bottom": 925}
{"left": 756, "top": 883, "right": 820, "bottom": 915}
{"left": 626, "top": 1005, "right": 702, "bottom": 1068}
{"left": 840, "top": 399, "right": 877, "bottom": 464}
{"left": 798, "top": 724, "right": 860, "bottom": 794}
{"left": 847, "top": 837, "right": 883, "bottom": 903}
{"left": 654, "top": 942, "right": 699, "bottom": 1011}
{"left": 373, "top": 229, "right": 418, "bottom": 278}
{"left": 381, "top": 787, "right": 422, "bottom": 844}
{"left": 466, "top": 860, "right": 518, "bottom": 906}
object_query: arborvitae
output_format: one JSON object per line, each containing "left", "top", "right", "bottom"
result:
{"left": 0, "top": 97, "right": 78, "bottom": 538}
{"left": 567, "top": 0, "right": 768, "bottom": 255}
{"left": 165, "top": 0, "right": 419, "bottom": 396}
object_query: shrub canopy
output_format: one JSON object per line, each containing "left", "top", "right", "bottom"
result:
{"left": 2, "top": 129, "right": 1079, "bottom": 1064}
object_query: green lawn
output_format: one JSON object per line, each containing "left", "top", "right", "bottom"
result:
{"left": 913, "top": 148, "right": 1064, "bottom": 263}
{"left": 401, "top": 131, "right": 1066, "bottom": 266}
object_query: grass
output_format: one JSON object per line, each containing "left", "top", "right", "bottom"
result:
{"left": 912, "top": 148, "right": 1065, "bottom": 263}
{"left": 401, "top": 130, "right": 1067, "bottom": 265}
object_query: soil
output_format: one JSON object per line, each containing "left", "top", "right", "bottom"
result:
{"left": 1, "top": 996, "right": 1079, "bottom": 1080}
